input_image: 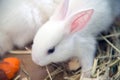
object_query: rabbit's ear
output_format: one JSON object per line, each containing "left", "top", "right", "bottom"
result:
{"left": 51, "top": 0, "right": 69, "bottom": 20}
{"left": 69, "top": 9, "right": 94, "bottom": 33}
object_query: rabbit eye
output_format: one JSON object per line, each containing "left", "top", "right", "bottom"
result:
{"left": 47, "top": 47, "right": 55, "bottom": 54}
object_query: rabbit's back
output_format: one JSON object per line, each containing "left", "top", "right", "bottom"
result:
{"left": 109, "top": 0, "right": 120, "bottom": 16}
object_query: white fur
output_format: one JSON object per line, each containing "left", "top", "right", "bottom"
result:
{"left": 0, "top": 0, "right": 61, "bottom": 55}
{"left": 32, "top": 0, "right": 120, "bottom": 77}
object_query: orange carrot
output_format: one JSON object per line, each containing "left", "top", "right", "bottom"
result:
{"left": 0, "top": 57, "right": 20, "bottom": 80}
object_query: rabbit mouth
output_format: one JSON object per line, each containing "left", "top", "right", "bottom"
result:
{"left": 32, "top": 59, "right": 48, "bottom": 66}
{"left": 38, "top": 59, "right": 52, "bottom": 66}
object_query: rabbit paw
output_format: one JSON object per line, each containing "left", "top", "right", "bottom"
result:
{"left": 68, "top": 57, "right": 80, "bottom": 70}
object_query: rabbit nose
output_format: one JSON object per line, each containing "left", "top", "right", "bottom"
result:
{"left": 32, "top": 56, "right": 40, "bottom": 65}
{"left": 32, "top": 56, "right": 46, "bottom": 66}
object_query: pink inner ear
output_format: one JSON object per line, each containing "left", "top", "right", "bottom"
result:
{"left": 71, "top": 9, "right": 94, "bottom": 33}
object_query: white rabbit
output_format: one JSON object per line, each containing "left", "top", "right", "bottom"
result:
{"left": 0, "top": 0, "right": 61, "bottom": 56}
{"left": 32, "top": 0, "right": 120, "bottom": 77}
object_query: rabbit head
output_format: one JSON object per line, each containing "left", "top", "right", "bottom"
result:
{"left": 32, "top": 0, "right": 94, "bottom": 66}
